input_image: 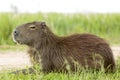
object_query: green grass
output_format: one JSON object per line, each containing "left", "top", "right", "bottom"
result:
{"left": 0, "top": 12, "right": 120, "bottom": 79}
{"left": 1, "top": 58, "right": 120, "bottom": 80}
{"left": 0, "top": 13, "right": 120, "bottom": 45}
{"left": 0, "top": 57, "right": 120, "bottom": 80}
{"left": 0, "top": 60, "right": 120, "bottom": 80}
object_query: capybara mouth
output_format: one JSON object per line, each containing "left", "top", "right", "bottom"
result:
{"left": 12, "top": 29, "right": 23, "bottom": 44}
{"left": 12, "top": 33, "right": 23, "bottom": 44}
{"left": 12, "top": 33, "right": 18, "bottom": 43}
{"left": 12, "top": 36, "right": 21, "bottom": 44}
{"left": 12, "top": 34, "right": 30, "bottom": 45}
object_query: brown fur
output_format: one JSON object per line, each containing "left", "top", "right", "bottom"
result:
{"left": 13, "top": 21, "right": 115, "bottom": 73}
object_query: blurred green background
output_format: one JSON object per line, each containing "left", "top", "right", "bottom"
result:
{"left": 0, "top": 13, "right": 120, "bottom": 45}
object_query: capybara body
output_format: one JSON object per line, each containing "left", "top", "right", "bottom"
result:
{"left": 13, "top": 21, "right": 115, "bottom": 73}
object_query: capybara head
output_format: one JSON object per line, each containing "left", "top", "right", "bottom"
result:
{"left": 13, "top": 21, "right": 48, "bottom": 46}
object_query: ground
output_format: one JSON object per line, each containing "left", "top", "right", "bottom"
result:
{"left": 0, "top": 46, "right": 120, "bottom": 71}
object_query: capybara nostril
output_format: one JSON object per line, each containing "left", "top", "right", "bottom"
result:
{"left": 14, "top": 30, "right": 19, "bottom": 37}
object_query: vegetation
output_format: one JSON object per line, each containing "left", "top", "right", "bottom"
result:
{"left": 0, "top": 13, "right": 120, "bottom": 80}
{"left": 0, "top": 13, "right": 120, "bottom": 45}
{"left": 0, "top": 58, "right": 120, "bottom": 80}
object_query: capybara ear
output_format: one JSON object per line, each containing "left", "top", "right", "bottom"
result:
{"left": 41, "top": 22, "right": 46, "bottom": 29}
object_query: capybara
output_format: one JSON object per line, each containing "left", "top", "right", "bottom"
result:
{"left": 13, "top": 21, "right": 115, "bottom": 73}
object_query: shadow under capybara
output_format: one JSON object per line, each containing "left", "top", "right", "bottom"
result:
{"left": 13, "top": 21, "right": 115, "bottom": 73}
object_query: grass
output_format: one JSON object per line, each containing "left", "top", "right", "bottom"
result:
{"left": 0, "top": 53, "right": 120, "bottom": 80}
{"left": 2, "top": 57, "right": 120, "bottom": 80}
{"left": 0, "top": 12, "right": 120, "bottom": 80}
{"left": 0, "top": 63, "right": 120, "bottom": 80}
{"left": 0, "top": 13, "right": 120, "bottom": 45}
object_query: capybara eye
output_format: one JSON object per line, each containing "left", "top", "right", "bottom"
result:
{"left": 29, "top": 24, "right": 36, "bottom": 30}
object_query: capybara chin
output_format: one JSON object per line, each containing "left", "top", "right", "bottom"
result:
{"left": 13, "top": 21, "right": 115, "bottom": 73}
